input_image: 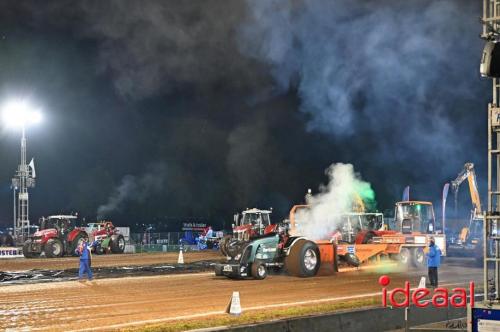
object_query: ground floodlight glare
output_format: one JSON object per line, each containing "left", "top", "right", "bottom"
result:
{"left": 2, "top": 100, "right": 42, "bottom": 127}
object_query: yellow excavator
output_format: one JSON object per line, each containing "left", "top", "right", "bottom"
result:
{"left": 447, "top": 162, "right": 487, "bottom": 259}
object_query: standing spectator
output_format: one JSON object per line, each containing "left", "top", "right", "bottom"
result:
{"left": 425, "top": 237, "right": 441, "bottom": 287}
{"left": 75, "top": 235, "right": 96, "bottom": 282}
{"left": 206, "top": 226, "right": 214, "bottom": 239}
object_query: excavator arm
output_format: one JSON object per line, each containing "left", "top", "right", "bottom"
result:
{"left": 451, "top": 162, "right": 483, "bottom": 219}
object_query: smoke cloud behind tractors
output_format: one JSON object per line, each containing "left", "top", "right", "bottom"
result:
{"left": 296, "top": 163, "right": 375, "bottom": 239}
{"left": 0, "top": 0, "right": 488, "bottom": 226}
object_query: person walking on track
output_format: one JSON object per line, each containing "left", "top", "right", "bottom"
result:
{"left": 76, "top": 235, "right": 96, "bottom": 282}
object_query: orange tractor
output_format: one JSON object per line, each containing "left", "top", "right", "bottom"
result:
{"left": 289, "top": 200, "right": 446, "bottom": 268}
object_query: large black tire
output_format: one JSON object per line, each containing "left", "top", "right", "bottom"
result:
{"left": 219, "top": 235, "right": 231, "bottom": 256}
{"left": 251, "top": 260, "right": 267, "bottom": 280}
{"left": 23, "top": 240, "right": 38, "bottom": 258}
{"left": 285, "top": 240, "right": 321, "bottom": 278}
{"left": 344, "top": 253, "right": 361, "bottom": 267}
{"left": 214, "top": 264, "right": 223, "bottom": 276}
{"left": 94, "top": 243, "right": 105, "bottom": 255}
{"left": 411, "top": 248, "right": 425, "bottom": 268}
{"left": 225, "top": 239, "right": 248, "bottom": 259}
{"left": 44, "top": 239, "right": 64, "bottom": 258}
{"left": 111, "top": 235, "right": 125, "bottom": 253}
{"left": 397, "top": 247, "right": 411, "bottom": 267}
{"left": 0, "top": 234, "right": 15, "bottom": 247}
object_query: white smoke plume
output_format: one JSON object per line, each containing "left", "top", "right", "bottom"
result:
{"left": 96, "top": 163, "right": 167, "bottom": 219}
{"left": 294, "top": 163, "right": 375, "bottom": 240}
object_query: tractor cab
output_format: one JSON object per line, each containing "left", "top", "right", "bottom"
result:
{"left": 232, "top": 208, "right": 273, "bottom": 240}
{"left": 39, "top": 215, "right": 78, "bottom": 232}
{"left": 394, "top": 201, "right": 436, "bottom": 234}
{"left": 86, "top": 221, "right": 114, "bottom": 236}
{"left": 335, "top": 212, "right": 385, "bottom": 243}
{"left": 220, "top": 208, "right": 274, "bottom": 256}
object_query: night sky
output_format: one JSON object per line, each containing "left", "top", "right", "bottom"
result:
{"left": 0, "top": 0, "right": 491, "bottom": 230}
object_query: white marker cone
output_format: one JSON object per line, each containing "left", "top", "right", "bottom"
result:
{"left": 178, "top": 248, "right": 184, "bottom": 264}
{"left": 418, "top": 276, "right": 426, "bottom": 289}
{"left": 226, "top": 291, "right": 242, "bottom": 315}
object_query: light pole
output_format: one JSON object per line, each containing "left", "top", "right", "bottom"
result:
{"left": 2, "top": 100, "right": 41, "bottom": 243}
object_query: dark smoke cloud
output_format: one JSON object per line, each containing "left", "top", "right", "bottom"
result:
{"left": 97, "top": 163, "right": 167, "bottom": 219}
{"left": 238, "top": 0, "right": 487, "bottom": 200}
{"left": 0, "top": 0, "right": 488, "bottom": 228}
{"left": 71, "top": 0, "right": 261, "bottom": 99}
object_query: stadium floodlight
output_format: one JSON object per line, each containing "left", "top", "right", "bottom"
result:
{"left": 1, "top": 99, "right": 42, "bottom": 128}
{"left": 2, "top": 98, "right": 42, "bottom": 243}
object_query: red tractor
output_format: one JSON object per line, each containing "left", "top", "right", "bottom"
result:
{"left": 219, "top": 208, "right": 277, "bottom": 256}
{"left": 85, "top": 221, "right": 125, "bottom": 254}
{"left": 23, "top": 215, "right": 88, "bottom": 258}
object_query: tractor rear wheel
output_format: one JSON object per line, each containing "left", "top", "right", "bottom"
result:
{"left": 411, "top": 248, "right": 425, "bottom": 268}
{"left": 251, "top": 260, "right": 267, "bottom": 280}
{"left": 111, "top": 235, "right": 125, "bottom": 253}
{"left": 45, "top": 239, "right": 64, "bottom": 258}
{"left": 285, "top": 240, "right": 320, "bottom": 278}
{"left": 219, "top": 235, "right": 231, "bottom": 256}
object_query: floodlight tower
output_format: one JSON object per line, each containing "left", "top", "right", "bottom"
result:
{"left": 2, "top": 100, "right": 41, "bottom": 243}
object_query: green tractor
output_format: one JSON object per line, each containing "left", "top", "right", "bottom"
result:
{"left": 214, "top": 226, "right": 322, "bottom": 280}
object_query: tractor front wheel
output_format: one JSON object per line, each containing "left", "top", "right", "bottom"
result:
{"left": 94, "top": 243, "right": 105, "bottom": 255}
{"left": 285, "top": 240, "right": 321, "bottom": 278}
{"left": 251, "top": 260, "right": 267, "bottom": 280}
{"left": 45, "top": 239, "right": 64, "bottom": 258}
{"left": 214, "top": 264, "right": 223, "bottom": 276}
{"left": 344, "top": 253, "right": 361, "bottom": 267}
{"left": 23, "top": 240, "right": 39, "bottom": 258}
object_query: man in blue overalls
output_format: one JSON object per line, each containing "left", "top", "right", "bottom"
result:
{"left": 76, "top": 235, "right": 96, "bottom": 281}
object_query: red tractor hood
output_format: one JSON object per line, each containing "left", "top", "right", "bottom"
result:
{"left": 34, "top": 228, "right": 57, "bottom": 237}
{"left": 233, "top": 225, "right": 252, "bottom": 232}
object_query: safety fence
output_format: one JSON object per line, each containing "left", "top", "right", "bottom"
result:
{"left": 127, "top": 232, "right": 209, "bottom": 253}
{"left": 130, "top": 244, "right": 200, "bottom": 253}
{"left": 129, "top": 232, "right": 188, "bottom": 245}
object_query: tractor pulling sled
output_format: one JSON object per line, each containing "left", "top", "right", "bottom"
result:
{"left": 215, "top": 199, "right": 446, "bottom": 280}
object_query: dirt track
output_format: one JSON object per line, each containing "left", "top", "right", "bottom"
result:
{"left": 0, "top": 257, "right": 482, "bottom": 331}
{"left": 0, "top": 251, "right": 221, "bottom": 271}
